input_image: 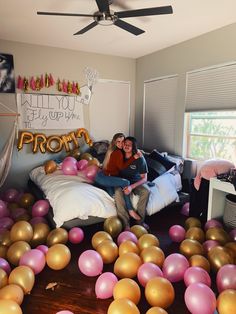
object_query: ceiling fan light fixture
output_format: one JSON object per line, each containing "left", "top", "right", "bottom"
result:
{"left": 94, "top": 11, "right": 117, "bottom": 26}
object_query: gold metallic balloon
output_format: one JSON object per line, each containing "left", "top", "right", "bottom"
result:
{"left": 208, "top": 246, "right": 234, "bottom": 272}
{"left": 46, "top": 244, "right": 71, "bottom": 270}
{"left": 88, "top": 158, "right": 100, "bottom": 167}
{"left": 217, "top": 289, "right": 236, "bottom": 314}
{"left": 119, "top": 240, "right": 140, "bottom": 256}
{"left": 18, "top": 193, "right": 35, "bottom": 209}
{"left": 80, "top": 153, "right": 93, "bottom": 161}
{"left": 44, "top": 160, "right": 57, "bottom": 174}
{"left": 10, "top": 221, "right": 33, "bottom": 243}
{"left": 6, "top": 241, "right": 31, "bottom": 266}
{"left": 145, "top": 277, "right": 175, "bottom": 309}
{"left": 8, "top": 265, "right": 35, "bottom": 294}
{"left": 108, "top": 298, "right": 140, "bottom": 314}
{"left": 189, "top": 254, "right": 211, "bottom": 273}
{"left": 146, "top": 307, "right": 168, "bottom": 314}
{"left": 114, "top": 252, "right": 142, "bottom": 278}
{"left": 140, "top": 246, "right": 165, "bottom": 268}
{"left": 104, "top": 216, "right": 123, "bottom": 238}
{"left": 69, "top": 148, "right": 81, "bottom": 160}
{"left": 185, "top": 227, "right": 205, "bottom": 243}
{"left": 206, "top": 227, "right": 230, "bottom": 245}
{"left": 185, "top": 217, "right": 201, "bottom": 230}
{"left": 0, "top": 300, "right": 22, "bottom": 314}
{"left": 138, "top": 234, "right": 160, "bottom": 251}
{"left": 225, "top": 242, "right": 236, "bottom": 259}
{"left": 96, "top": 240, "right": 118, "bottom": 264}
{"left": 91, "top": 231, "right": 113, "bottom": 249}
{"left": 0, "top": 284, "right": 24, "bottom": 305}
{"left": 0, "top": 230, "right": 12, "bottom": 247}
{"left": 0, "top": 268, "right": 8, "bottom": 289}
{"left": 46, "top": 228, "right": 68, "bottom": 247}
{"left": 131, "top": 224, "right": 148, "bottom": 239}
{"left": 113, "top": 278, "right": 141, "bottom": 305}
{"left": 179, "top": 239, "right": 204, "bottom": 259}
{"left": 0, "top": 245, "right": 8, "bottom": 258}
{"left": 31, "top": 223, "right": 50, "bottom": 247}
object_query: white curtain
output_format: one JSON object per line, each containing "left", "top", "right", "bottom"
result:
{"left": 0, "top": 121, "right": 17, "bottom": 187}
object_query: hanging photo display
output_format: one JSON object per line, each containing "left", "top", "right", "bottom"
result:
{"left": 0, "top": 53, "right": 15, "bottom": 93}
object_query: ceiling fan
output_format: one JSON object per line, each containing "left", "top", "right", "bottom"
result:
{"left": 37, "top": 0, "right": 173, "bottom": 36}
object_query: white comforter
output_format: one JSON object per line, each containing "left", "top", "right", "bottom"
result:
{"left": 30, "top": 167, "right": 181, "bottom": 227}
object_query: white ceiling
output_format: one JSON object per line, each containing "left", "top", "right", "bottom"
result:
{"left": 1, "top": 0, "right": 236, "bottom": 59}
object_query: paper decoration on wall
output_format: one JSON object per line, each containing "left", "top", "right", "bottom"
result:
{"left": 17, "top": 73, "right": 54, "bottom": 92}
{"left": 17, "top": 128, "right": 93, "bottom": 154}
{"left": 0, "top": 53, "right": 15, "bottom": 93}
{"left": 84, "top": 67, "right": 99, "bottom": 91}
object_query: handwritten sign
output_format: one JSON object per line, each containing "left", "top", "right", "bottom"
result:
{"left": 17, "top": 93, "right": 85, "bottom": 129}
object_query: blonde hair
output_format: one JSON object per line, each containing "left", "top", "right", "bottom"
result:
{"left": 102, "top": 133, "right": 125, "bottom": 170}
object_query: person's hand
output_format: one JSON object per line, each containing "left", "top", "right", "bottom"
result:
{"left": 123, "top": 186, "right": 132, "bottom": 195}
{"left": 134, "top": 149, "right": 143, "bottom": 159}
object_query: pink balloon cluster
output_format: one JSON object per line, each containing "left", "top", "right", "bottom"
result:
{"left": 61, "top": 157, "right": 99, "bottom": 180}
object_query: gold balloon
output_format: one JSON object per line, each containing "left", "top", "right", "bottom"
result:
{"left": 146, "top": 307, "right": 168, "bottom": 314}
{"left": 0, "top": 284, "right": 24, "bottom": 305}
{"left": 31, "top": 223, "right": 50, "bottom": 247}
{"left": 225, "top": 242, "right": 236, "bottom": 259}
{"left": 108, "top": 298, "right": 140, "bottom": 314}
{"left": 88, "top": 158, "right": 100, "bottom": 167}
{"left": 179, "top": 239, "right": 204, "bottom": 259}
{"left": 114, "top": 252, "right": 142, "bottom": 278}
{"left": 0, "top": 230, "right": 12, "bottom": 247}
{"left": 206, "top": 227, "right": 230, "bottom": 245}
{"left": 0, "top": 300, "right": 22, "bottom": 314}
{"left": 138, "top": 234, "right": 160, "bottom": 251}
{"left": 208, "top": 246, "right": 234, "bottom": 272}
{"left": 46, "top": 228, "right": 68, "bottom": 247}
{"left": 145, "top": 277, "right": 175, "bottom": 309}
{"left": 96, "top": 240, "right": 118, "bottom": 264}
{"left": 185, "top": 217, "right": 201, "bottom": 230}
{"left": 217, "top": 289, "right": 236, "bottom": 314}
{"left": 104, "top": 216, "right": 123, "bottom": 238}
{"left": 91, "top": 231, "right": 113, "bottom": 249}
{"left": 0, "top": 245, "right": 8, "bottom": 258}
{"left": 131, "top": 224, "right": 148, "bottom": 239}
{"left": 46, "top": 244, "right": 71, "bottom": 270}
{"left": 10, "top": 221, "right": 33, "bottom": 243}
{"left": 185, "top": 227, "right": 205, "bottom": 243}
{"left": 140, "top": 246, "right": 165, "bottom": 268}
{"left": 18, "top": 193, "right": 35, "bottom": 209}
{"left": 44, "top": 160, "right": 57, "bottom": 174}
{"left": 189, "top": 255, "right": 211, "bottom": 273}
{"left": 80, "top": 153, "right": 93, "bottom": 161}
{"left": 6, "top": 241, "right": 31, "bottom": 266}
{"left": 119, "top": 240, "right": 140, "bottom": 256}
{"left": 9, "top": 266, "right": 35, "bottom": 294}
{"left": 113, "top": 278, "right": 141, "bottom": 305}
{"left": 69, "top": 148, "right": 81, "bottom": 160}
{"left": 0, "top": 268, "right": 8, "bottom": 289}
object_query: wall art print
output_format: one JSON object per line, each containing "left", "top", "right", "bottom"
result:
{"left": 0, "top": 53, "right": 15, "bottom": 93}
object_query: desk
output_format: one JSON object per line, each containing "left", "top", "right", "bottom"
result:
{"left": 207, "top": 178, "right": 236, "bottom": 220}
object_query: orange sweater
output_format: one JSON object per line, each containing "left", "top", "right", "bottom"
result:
{"left": 104, "top": 149, "right": 135, "bottom": 176}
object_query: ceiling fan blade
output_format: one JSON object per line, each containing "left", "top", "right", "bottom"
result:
{"left": 74, "top": 21, "right": 98, "bottom": 35}
{"left": 37, "top": 11, "right": 94, "bottom": 17}
{"left": 95, "top": 0, "right": 110, "bottom": 13}
{"left": 115, "top": 6, "right": 173, "bottom": 19}
{"left": 114, "top": 19, "right": 144, "bottom": 36}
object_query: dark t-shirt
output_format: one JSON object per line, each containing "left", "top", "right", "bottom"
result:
{"left": 119, "top": 156, "right": 148, "bottom": 184}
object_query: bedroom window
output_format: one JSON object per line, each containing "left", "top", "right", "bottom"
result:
{"left": 184, "top": 111, "right": 236, "bottom": 161}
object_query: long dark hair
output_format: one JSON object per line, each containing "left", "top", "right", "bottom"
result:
{"left": 125, "top": 136, "right": 138, "bottom": 155}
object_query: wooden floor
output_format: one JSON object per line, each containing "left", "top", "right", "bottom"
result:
{"left": 21, "top": 206, "right": 213, "bottom": 314}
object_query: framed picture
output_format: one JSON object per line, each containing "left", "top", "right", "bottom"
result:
{"left": 0, "top": 53, "right": 15, "bottom": 93}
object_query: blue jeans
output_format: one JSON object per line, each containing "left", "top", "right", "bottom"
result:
{"left": 94, "top": 171, "right": 133, "bottom": 210}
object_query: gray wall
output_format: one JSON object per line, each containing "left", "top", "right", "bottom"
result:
{"left": 135, "top": 22, "right": 236, "bottom": 155}
{"left": 0, "top": 40, "right": 136, "bottom": 190}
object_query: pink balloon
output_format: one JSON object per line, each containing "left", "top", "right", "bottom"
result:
{"left": 76, "top": 159, "right": 88, "bottom": 171}
{"left": 84, "top": 165, "right": 99, "bottom": 180}
{"left": 203, "top": 240, "right": 219, "bottom": 254}
{"left": 229, "top": 229, "right": 236, "bottom": 241}
{"left": 78, "top": 250, "right": 103, "bottom": 277}
{"left": 30, "top": 216, "right": 48, "bottom": 226}
{"left": 0, "top": 257, "right": 11, "bottom": 274}
{"left": 56, "top": 312, "right": 74, "bottom": 314}
{"left": 0, "top": 200, "right": 10, "bottom": 218}
{"left": 0, "top": 217, "right": 14, "bottom": 229}
{"left": 95, "top": 272, "right": 118, "bottom": 299}
{"left": 19, "top": 249, "right": 46, "bottom": 274}
{"left": 181, "top": 202, "right": 189, "bottom": 216}
{"left": 11, "top": 207, "right": 27, "bottom": 220}
{"left": 185, "top": 283, "right": 216, "bottom": 314}
{"left": 169, "top": 225, "right": 186, "bottom": 243}
{"left": 63, "top": 156, "right": 77, "bottom": 164}
{"left": 2, "top": 188, "right": 19, "bottom": 203}
{"left": 32, "top": 200, "right": 50, "bottom": 217}
{"left": 68, "top": 227, "right": 84, "bottom": 244}
{"left": 184, "top": 266, "right": 211, "bottom": 287}
{"left": 117, "top": 231, "right": 138, "bottom": 246}
{"left": 62, "top": 160, "right": 78, "bottom": 175}
{"left": 204, "top": 219, "right": 223, "bottom": 231}
{"left": 163, "top": 253, "right": 189, "bottom": 282}
{"left": 216, "top": 264, "right": 236, "bottom": 293}
{"left": 36, "top": 245, "right": 49, "bottom": 255}
{"left": 137, "top": 262, "right": 163, "bottom": 287}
